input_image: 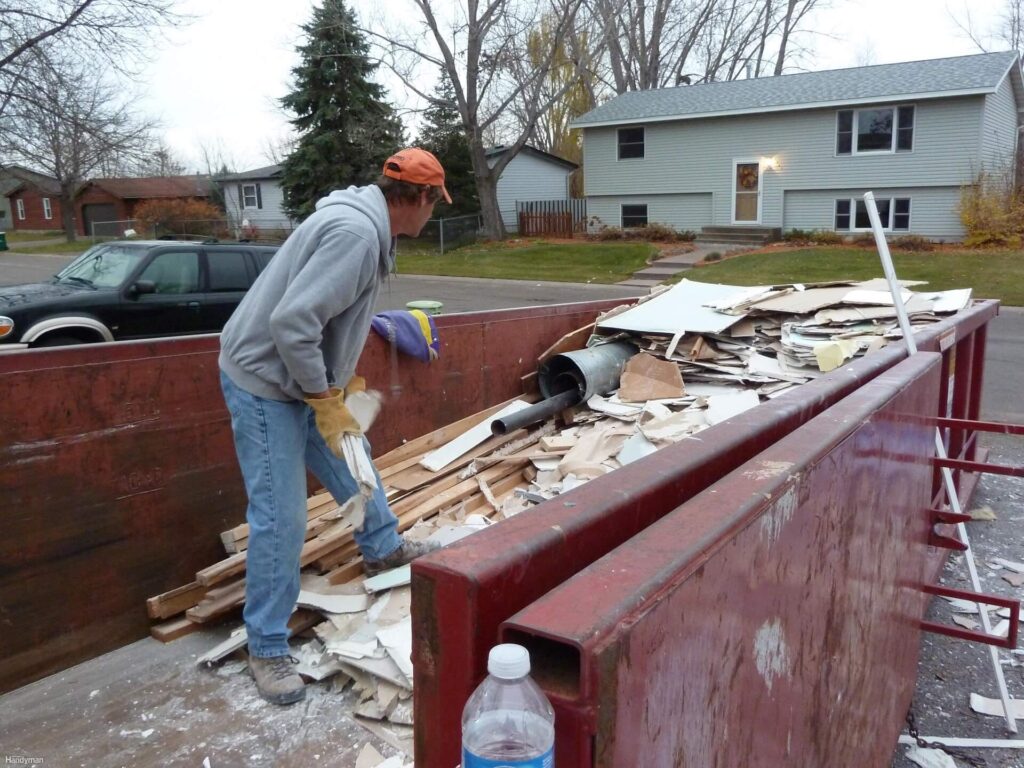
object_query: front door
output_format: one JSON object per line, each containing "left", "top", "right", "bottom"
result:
{"left": 732, "top": 160, "right": 761, "bottom": 224}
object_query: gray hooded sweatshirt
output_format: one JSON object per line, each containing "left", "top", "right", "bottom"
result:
{"left": 219, "top": 184, "right": 395, "bottom": 402}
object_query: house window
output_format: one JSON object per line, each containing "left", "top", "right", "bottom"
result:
{"left": 618, "top": 127, "right": 645, "bottom": 160}
{"left": 16, "top": 199, "right": 25, "bottom": 220}
{"left": 621, "top": 204, "right": 648, "bottom": 228}
{"left": 834, "top": 197, "right": 911, "bottom": 231}
{"left": 42, "top": 198, "right": 52, "bottom": 220}
{"left": 241, "top": 183, "right": 260, "bottom": 209}
{"left": 836, "top": 106, "right": 914, "bottom": 155}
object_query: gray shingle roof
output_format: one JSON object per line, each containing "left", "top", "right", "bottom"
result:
{"left": 573, "top": 51, "right": 1022, "bottom": 127}
{"left": 215, "top": 164, "right": 283, "bottom": 182}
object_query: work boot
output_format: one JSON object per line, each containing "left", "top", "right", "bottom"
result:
{"left": 364, "top": 538, "right": 442, "bottom": 576}
{"left": 248, "top": 654, "right": 305, "bottom": 705}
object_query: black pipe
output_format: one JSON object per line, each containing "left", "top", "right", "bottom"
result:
{"left": 491, "top": 389, "right": 582, "bottom": 435}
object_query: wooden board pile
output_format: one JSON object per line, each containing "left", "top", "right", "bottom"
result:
{"left": 145, "top": 275, "right": 973, "bottom": 756}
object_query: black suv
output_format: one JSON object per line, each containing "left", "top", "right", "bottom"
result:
{"left": 0, "top": 239, "right": 279, "bottom": 349}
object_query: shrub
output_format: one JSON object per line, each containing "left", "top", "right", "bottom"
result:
{"left": 959, "top": 169, "right": 1024, "bottom": 247}
{"left": 810, "top": 230, "right": 844, "bottom": 245}
{"left": 704, "top": 251, "right": 722, "bottom": 262}
{"left": 890, "top": 235, "right": 935, "bottom": 251}
{"left": 588, "top": 222, "right": 693, "bottom": 242}
{"left": 784, "top": 228, "right": 843, "bottom": 245}
{"left": 849, "top": 233, "right": 876, "bottom": 247}
{"left": 594, "top": 226, "right": 625, "bottom": 241}
{"left": 135, "top": 198, "right": 227, "bottom": 238}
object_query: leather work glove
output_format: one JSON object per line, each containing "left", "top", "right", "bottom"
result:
{"left": 345, "top": 375, "right": 366, "bottom": 397}
{"left": 305, "top": 388, "right": 362, "bottom": 457}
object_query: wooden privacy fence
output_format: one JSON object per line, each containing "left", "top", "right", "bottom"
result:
{"left": 517, "top": 199, "right": 586, "bottom": 236}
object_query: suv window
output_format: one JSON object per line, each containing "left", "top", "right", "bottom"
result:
{"left": 58, "top": 244, "right": 146, "bottom": 288}
{"left": 138, "top": 251, "right": 200, "bottom": 294}
{"left": 208, "top": 250, "right": 251, "bottom": 291}
{"left": 253, "top": 250, "right": 274, "bottom": 273}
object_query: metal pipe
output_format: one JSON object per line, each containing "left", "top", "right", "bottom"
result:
{"left": 491, "top": 389, "right": 581, "bottom": 435}
{"left": 539, "top": 341, "right": 637, "bottom": 400}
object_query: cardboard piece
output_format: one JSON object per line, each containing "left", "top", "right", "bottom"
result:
{"left": 618, "top": 352, "right": 685, "bottom": 402}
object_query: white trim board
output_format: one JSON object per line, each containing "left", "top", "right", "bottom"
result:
{"left": 419, "top": 400, "right": 532, "bottom": 472}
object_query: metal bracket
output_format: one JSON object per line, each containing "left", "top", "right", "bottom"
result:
{"left": 921, "top": 584, "right": 1020, "bottom": 649}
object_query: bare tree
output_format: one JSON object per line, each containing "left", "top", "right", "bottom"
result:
{"left": 361, "top": 0, "right": 590, "bottom": 239}
{"left": 952, "top": 0, "right": 1023, "bottom": 54}
{"left": 0, "top": 48, "right": 155, "bottom": 241}
{"left": 0, "top": 0, "right": 184, "bottom": 116}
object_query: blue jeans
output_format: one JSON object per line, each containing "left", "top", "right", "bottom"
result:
{"left": 220, "top": 370, "right": 401, "bottom": 658}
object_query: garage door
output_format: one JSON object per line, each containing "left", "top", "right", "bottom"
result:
{"left": 81, "top": 204, "right": 118, "bottom": 237}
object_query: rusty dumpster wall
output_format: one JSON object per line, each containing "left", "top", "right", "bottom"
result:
{"left": 0, "top": 300, "right": 621, "bottom": 694}
{"left": 410, "top": 301, "right": 996, "bottom": 768}
{"left": 503, "top": 353, "right": 942, "bottom": 768}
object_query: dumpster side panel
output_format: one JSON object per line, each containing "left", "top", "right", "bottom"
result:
{"left": 503, "top": 354, "right": 940, "bottom": 767}
{"left": 411, "top": 301, "right": 998, "bottom": 768}
{"left": 0, "top": 300, "right": 618, "bottom": 693}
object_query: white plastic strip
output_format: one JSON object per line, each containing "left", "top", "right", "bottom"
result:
{"left": 864, "top": 191, "right": 1018, "bottom": 734}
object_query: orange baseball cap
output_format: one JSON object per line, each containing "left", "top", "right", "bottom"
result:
{"left": 382, "top": 148, "right": 452, "bottom": 203}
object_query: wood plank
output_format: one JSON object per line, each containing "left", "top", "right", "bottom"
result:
{"left": 388, "top": 428, "right": 528, "bottom": 492}
{"left": 146, "top": 581, "right": 208, "bottom": 620}
{"left": 373, "top": 394, "right": 536, "bottom": 472}
{"left": 537, "top": 322, "right": 595, "bottom": 366}
{"left": 150, "top": 616, "right": 202, "bottom": 643}
{"left": 186, "top": 579, "right": 246, "bottom": 623}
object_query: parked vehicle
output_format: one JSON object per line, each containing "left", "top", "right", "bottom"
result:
{"left": 0, "top": 239, "right": 278, "bottom": 349}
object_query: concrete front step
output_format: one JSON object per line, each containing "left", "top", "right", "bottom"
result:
{"left": 617, "top": 278, "right": 665, "bottom": 288}
{"left": 701, "top": 226, "right": 781, "bottom": 238}
{"left": 635, "top": 266, "right": 691, "bottom": 278}
{"left": 649, "top": 259, "right": 698, "bottom": 269}
{"left": 695, "top": 234, "right": 770, "bottom": 245}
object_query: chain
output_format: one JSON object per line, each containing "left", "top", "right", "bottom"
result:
{"left": 905, "top": 708, "right": 987, "bottom": 767}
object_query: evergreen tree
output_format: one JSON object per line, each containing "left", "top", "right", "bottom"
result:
{"left": 280, "top": 0, "right": 404, "bottom": 220}
{"left": 416, "top": 68, "right": 478, "bottom": 217}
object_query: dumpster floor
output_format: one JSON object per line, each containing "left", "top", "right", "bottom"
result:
{"left": 0, "top": 624, "right": 402, "bottom": 767}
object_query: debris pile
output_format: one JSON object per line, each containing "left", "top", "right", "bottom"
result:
{"left": 145, "top": 276, "right": 974, "bottom": 759}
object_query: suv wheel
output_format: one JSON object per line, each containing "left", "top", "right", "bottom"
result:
{"left": 33, "top": 334, "right": 88, "bottom": 348}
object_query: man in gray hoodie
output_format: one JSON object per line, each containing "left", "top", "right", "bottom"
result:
{"left": 219, "top": 148, "right": 451, "bottom": 705}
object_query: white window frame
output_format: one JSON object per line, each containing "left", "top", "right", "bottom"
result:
{"left": 42, "top": 198, "right": 52, "bottom": 220}
{"left": 241, "top": 183, "right": 258, "bottom": 209}
{"left": 617, "top": 127, "right": 645, "bottom": 161}
{"left": 834, "top": 197, "right": 911, "bottom": 232}
{"left": 16, "top": 199, "right": 25, "bottom": 220}
{"left": 835, "top": 105, "right": 915, "bottom": 156}
{"left": 620, "top": 203, "right": 648, "bottom": 228}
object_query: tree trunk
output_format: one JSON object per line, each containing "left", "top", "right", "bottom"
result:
{"left": 61, "top": 187, "right": 77, "bottom": 242}
{"left": 475, "top": 171, "right": 505, "bottom": 240}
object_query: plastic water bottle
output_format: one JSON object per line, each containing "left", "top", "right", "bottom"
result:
{"left": 462, "top": 644, "right": 556, "bottom": 768}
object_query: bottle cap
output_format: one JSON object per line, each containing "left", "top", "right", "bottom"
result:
{"left": 487, "top": 644, "right": 530, "bottom": 680}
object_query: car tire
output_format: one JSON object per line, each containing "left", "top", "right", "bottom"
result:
{"left": 32, "top": 334, "right": 88, "bottom": 348}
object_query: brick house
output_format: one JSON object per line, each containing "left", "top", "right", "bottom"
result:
{"left": 74, "top": 176, "right": 213, "bottom": 237}
{"left": 1, "top": 166, "right": 63, "bottom": 232}
{"left": 2, "top": 173, "right": 215, "bottom": 236}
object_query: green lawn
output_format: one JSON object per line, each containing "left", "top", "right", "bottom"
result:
{"left": 3, "top": 230, "right": 65, "bottom": 244}
{"left": 688, "top": 246, "right": 1024, "bottom": 306}
{"left": 12, "top": 239, "right": 95, "bottom": 255}
{"left": 396, "top": 240, "right": 658, "bottom": 283}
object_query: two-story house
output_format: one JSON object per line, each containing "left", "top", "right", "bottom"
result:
{"left": 572, "top": 51, "right": 1023, "bottom": 241}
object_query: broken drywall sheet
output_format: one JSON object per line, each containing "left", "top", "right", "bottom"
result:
{"left": 296, "top": 590, "right": 370, "bottom": 614}
{"left": 196, "top": 626, "right": 248, "bottom": 666}
{"left": 587, "top": 394, "right": 644, "bottom": 419}
{"left": 904, "top": 746, "right": 958, "bottom": 768}
{"left": 559, "top": 423, "right": 633, "bottom": 478}
{"left": 706, "top": 391, "right": 761, "bottom": 426}
{"left": 618, "top": 352, "right": 686, "bottom": 402}
{"left": 597, "top": 279, "right": 760, "bottom": 336}
{"left": 355, "top": 744, "right": 385, "bottom": 768}
{"left": 376, "top": 618, "right": 414, "bottom": 683}
{"left": 813, "top": 338, "right": 859, "bottom": 372}
{"left": 639, "top": 408, "right": 707, "bottom": 443}
{"left": 970, "top": 692, "right": 1024, "bottom": 718}
{"left": 364, "top": 566, "right": 412, "bottom": 594}
{"left": 420, "top": 400, "right": 532, "bottom": 472}
{"left": 616, "top": 431, "right": 659, "bottom": 465}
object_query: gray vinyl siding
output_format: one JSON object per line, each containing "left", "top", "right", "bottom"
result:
{"left": 981, "top": 73, "right": 1022, "bottom": 175}
{"left": 222, "top": 180, "right": 291, "bottom": 230}
{"left": 783, "top": 186, "right": 964, "bottom": 240}
{"left": 587, "top": 193, "right": 712, "bottom": 232}
{"left": 583, "top": 95, "right": 984, "bottom": 232}
{"left": 489, "top": 152, "right": 572, "bottom": 232}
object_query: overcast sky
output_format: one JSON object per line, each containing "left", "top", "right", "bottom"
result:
{"left": 136, "top": 0, "right": 1014, "bottom": 172}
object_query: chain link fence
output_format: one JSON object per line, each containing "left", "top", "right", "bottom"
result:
{"left": 407, "top": 213, "right": 482, "bottom": 254}
{"left": 90, "top": 218, "right": 296, "bottom": 244}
